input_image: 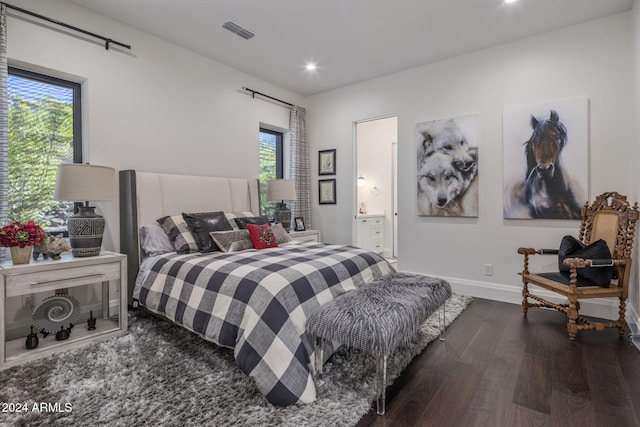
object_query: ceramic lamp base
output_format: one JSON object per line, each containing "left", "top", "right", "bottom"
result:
{"left": 274, "top": 203, "right": 292, "bottom": 232}
{"left": 68, "top": 206, "right": 104, "bottom": 257}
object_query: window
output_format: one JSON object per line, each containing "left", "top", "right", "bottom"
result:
{"left": 258, "top": 128, "right": 283, "bottom": 219}
{"left": 7, "top": 67, "right": 82, "bottom": 232}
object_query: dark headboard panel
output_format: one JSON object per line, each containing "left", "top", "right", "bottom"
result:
{"left": 119, "top": 170, "right": 140, "bottom": 305}
{"left": 119, "top": 170, "right": 260, "bottom": 305}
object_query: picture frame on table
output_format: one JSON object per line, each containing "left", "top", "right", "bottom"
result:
{"left": 318, "top": 149, "right": 336, "bottom": 175}
{"left": 294, "top": 217, "right": 306, "bottom": 231}
{"left": 319, "top": 179, "right": 337, "bottom": 204}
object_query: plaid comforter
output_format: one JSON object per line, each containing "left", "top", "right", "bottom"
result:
{"left": 134, "top": 242, "right": 393, "bottom": 405}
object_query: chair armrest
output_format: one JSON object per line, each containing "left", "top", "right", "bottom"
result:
{"left": 517, "top": 247, "right": 557, "bottom": 255}
{"left": 540, "top": 249, "right": 559, "bottom": 255}
{"left": 563, "top": 257, "right": 614, "bottom": 268}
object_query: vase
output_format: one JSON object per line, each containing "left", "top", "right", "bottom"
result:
{"left": 10, "top": 246, "right": 33, "bottom": 265}
{"left": 68, "top": 206, "right": 104, "bottom": 257}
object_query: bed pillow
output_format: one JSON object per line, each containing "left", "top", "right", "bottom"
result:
{"left": 182, "top": 211, "right": 233, "bottom": 253}
{"left": 140, "top": 224, "right": 175, "bottom": 256}
{"left": 224, "top": 211, "right": 256, "bottom": 230}
{"left": 234, "top": 215, "right": 270, "bottom": 229}
{"left": 558, "top": 235, "right": 613, "bottom": 287}
{"left": 209, "top": 229, "right": 253, "bottom": 253}
{"left": 157, "top": 215, "right": 199, "bottom": 254}
{"left": 246, "top": 223, "right": 278, "bottom": 250}
{"left": 270, "top": 223, "right": 293, "bottom": 244}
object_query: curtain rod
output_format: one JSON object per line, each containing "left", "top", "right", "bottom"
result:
{"left": 5, "top": 3, "right": 131, "bottom": 51}
{"left": 242, "top": 86, "right": 294, "bottom": 108}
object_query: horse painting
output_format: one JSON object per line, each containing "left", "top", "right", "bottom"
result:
{"left": 504, "top": 110, "right": 582, "bottom": 219}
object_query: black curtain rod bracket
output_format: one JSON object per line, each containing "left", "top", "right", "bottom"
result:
{"left": 6, "top": 3, "right": 131, "bottom": 51}
{"left": 242, "top": 86, "right": 293, "bottom": 107}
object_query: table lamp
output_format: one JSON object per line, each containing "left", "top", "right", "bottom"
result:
{"left": 54, "top": 163, "right": 117, "bottom": 257}
{"left": 267, "top": 179, "right": 296, "bottom": 232}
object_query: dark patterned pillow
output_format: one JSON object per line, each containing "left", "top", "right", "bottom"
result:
{"left": 209, "top": 230, "right": 253, "bottom": 253}
{"left": 558, "top": 235, "right": 613, "bottom": 287}
{"left": 224, "top": 211, "right": 256, "bottom": 230}
{"left": 234, "top": 215, "right": 271, "bottom": 229}
{"left": 156, "top": 215, "right": 199, "bottom": 254}
{"left": 246, "top": 223, "right": 278, "bottom": 250}
{"left": 182, "top": 211, "right": 233, "bottom": 252}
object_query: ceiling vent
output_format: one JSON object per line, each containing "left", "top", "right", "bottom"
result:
{"left": 222, "top": 21, "right": 255, "bottom": 40}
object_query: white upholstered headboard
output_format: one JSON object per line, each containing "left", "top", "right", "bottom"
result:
{"left": 119, "top": 170, "right": 260, "bottom": 304}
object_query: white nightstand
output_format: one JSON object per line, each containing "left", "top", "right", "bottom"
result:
{"left": 290, "top": 229, "right": 322, "bottom": 243}
{"left": 0, "top": 251, "right": 127, "bottom": 369}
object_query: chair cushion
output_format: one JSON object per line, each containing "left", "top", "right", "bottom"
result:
{"left": 557, "top": 235, "right": 612, "bottom": 287}
{"left": 537, "top": 271, "right": 603, "bottom": 288}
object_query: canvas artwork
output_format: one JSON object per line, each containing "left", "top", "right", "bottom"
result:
{"left": 416, "top": 114, "right": 479, "bottom": 217}
{"left": 503, "top": 98, "right": 588, "bottom": 219}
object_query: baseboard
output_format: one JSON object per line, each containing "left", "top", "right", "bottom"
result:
{"left": 402, "top": 272, "right": 626, "bottom": 321}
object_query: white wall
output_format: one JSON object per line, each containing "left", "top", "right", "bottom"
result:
{"left": 6, "top": 0, "right": 303, "bottom": 252}
{"left": 631, "top": 1, "right": 640, "bottom": 336}
{"left": 307, "top": 12, "right": 636, "bottom": 319}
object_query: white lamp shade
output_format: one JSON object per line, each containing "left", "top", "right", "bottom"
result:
{"left": 54, "top": 163, "right": 118, "bottom": 202}
{"left": 267, "top": 179, "right": 296, "bottom": 201}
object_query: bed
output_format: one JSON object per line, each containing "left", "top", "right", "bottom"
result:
{"left": 119, "top": 170, "right": 394, "bottom": 406}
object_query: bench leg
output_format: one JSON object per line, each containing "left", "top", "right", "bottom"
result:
{"left": 438, "top": 304, "right": 446, "bottom": 342}
{"left": 313, "top": 336, "right": 324, "bottom": 376}
{"left": 376, "top": 355, "right": 387, "bottom": 415}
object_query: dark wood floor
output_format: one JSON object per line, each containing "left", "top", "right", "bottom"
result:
{"left": 356, "top": 298, "right": 640, "bottom": 427}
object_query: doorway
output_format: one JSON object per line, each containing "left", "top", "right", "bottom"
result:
{"left": 354, "top": 116, "right": 398, "bottom": 259}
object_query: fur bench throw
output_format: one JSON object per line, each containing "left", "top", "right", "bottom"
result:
{"left": 307, "top": 273, "right": 451, "bottom": 356}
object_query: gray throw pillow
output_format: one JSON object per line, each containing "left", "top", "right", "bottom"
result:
{"left": 140, "top": 224, "right": 175, "bottom": 256}
{"left": 209, "top": 229, "right": 253, "bottom": 253}
{"left": 271, "top": 223, "right": 293, "bottom": 244}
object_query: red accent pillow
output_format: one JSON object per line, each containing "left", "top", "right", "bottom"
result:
{"left": 246, "top": 223, "right": 278, "bottom": 250}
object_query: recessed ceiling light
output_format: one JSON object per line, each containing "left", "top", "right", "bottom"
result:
{"left": 504, "top": 0, "right": 517, "bottom": 3}
{"left": 305, "top": 63, "right": 317, "bottom": 71}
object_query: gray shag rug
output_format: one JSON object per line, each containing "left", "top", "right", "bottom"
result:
{"left": 1, "top": 294, "right": 472, "bottom": 427}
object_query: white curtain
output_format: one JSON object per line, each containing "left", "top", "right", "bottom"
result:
{"left": 289, "top": 106, "right": 311, "bottom": 230}
{"left": 0, "top": 3, "right": 7, "bottom": 261}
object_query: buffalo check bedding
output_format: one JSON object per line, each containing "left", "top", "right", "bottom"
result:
{"left": 133, "top": 242, "right": 394, "bottom": 405}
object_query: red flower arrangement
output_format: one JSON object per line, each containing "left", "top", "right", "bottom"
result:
{"left": 0, "top": 221, "right": 46, "bottom": 248}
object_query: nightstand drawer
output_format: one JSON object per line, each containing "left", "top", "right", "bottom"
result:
{"left": 5, "top": 262, "right": 121, "bottom": 297}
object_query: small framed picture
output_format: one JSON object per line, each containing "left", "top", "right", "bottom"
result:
{"left": 319, "top": 179, "right": 336, "bottom": 204}
{"left": 318, "top": 149, "right": 336, "bottom": 175}
{"left": 294, "top": 217, "right": 306, "bottom": 231}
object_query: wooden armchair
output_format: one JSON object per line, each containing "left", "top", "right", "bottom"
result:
{"left": 518, "top": 192, "right": 639, "bottom": 341}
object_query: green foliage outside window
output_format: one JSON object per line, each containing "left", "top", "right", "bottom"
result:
{"left": 259, "top": 133, "right": 277, "bottom": 220}
{"left": 7, "top": 93, "right": 73, "bottom": 226}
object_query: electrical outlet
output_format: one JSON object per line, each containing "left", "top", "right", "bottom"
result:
{"left": 484, "top": 264, "right": 493, "bottom": 276}
{"left": 23, "top": 294, "right": 34, "bottom": 309}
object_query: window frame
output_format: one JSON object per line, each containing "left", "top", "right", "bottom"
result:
{"left": 259, "top": 128, "right": 284, "bottom": 218}
{"left": 7, "top": 67, "right": 83, "bottom": 233}
{"left": 8, "top": 66, "right": 82, "bottom": 163}
{"left": 260, "top": 127, "right": 283, "bottom": 179}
